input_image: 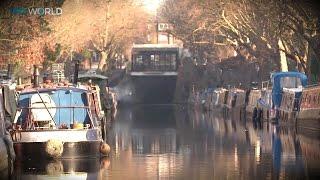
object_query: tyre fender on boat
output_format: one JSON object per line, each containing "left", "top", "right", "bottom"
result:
{"left": 100, "top": 142, "right": 110, "bottom": 156}
{"left": 45, "top": 139, "right": 64, "bottom": 158}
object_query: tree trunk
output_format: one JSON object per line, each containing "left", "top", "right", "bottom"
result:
{"left": 278, "top": 39, "right": 288, "bottom": 72}
{"left": 98, "top": 1, "right": 111, "bottom": 71}
{"left": 98, "top": 51, "right": 108, "bottom": 70}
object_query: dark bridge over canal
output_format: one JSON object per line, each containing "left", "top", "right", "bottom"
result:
{"left": 129, "top": 44, "right": 180, "bottom": 104}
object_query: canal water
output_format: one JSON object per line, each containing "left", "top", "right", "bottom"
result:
{"left": 8, "top": 105, "right": 320, "bottom": 179}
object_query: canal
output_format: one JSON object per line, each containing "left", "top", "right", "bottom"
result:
{"left": 10, "top": 105, "right": 320, "bottom": 179}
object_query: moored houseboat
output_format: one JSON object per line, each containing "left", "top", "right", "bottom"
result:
{"left": 216, "top": 88, "right": 228, "bottom": 108}
{"left": 203, "top": 89, "right": 214, "bottom": 111}
{"left": 223, "top": 88, "right": 246, "bottom": 118}
{"left": 0, "top": 86, "right": 15, "bottom": 175}
{"left": 257, "top": 82, "right": 273, "bottom": 120}
{"left": 203, "top": 88, "right": 228, "bottom": 110}
{"left": 278, "top": 88, "right": 302, "bottom": 122}
{"left": 255, "top": 72, "right": 307, "bottom": 122}
{"left": 224, "top": 88, "right": 246, "bottom": 109}
{"left": 77, "top": 71, "right": 110, "bottom": 110}
{"left": 245, "top": 88, "right": 262, "bottom": 119}
{"left": 10, "top": 66, "right": 109, "bottom": 160}
{"left": 296, "top": 85, "right": 320, "bottom": 131}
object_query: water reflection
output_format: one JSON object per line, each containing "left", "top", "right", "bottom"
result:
{"left": 10, "top": 105, "right": 320, "bottom": 179}
{"left": 11, "top": 157, "right": 110, "bottom": 180}
{"left": 106, "top": 105, "right": 180, "bottom": 179}
{"left": 107, "top": 105, "right": 320, "bottom": 179}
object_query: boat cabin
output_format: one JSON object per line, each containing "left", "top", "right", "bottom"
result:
{"left": 298, "top": 85, "right": 320, "bottom": 120}
{"left": 13, "top": 86, "right": 102, "bottom": 130}
{"left": 225, "top": 88, "right": 246, "bottom": 108}
{"left": 246, "top": 89, "right": 262, "bottom": 114}
{"left": 271, "top": 72, "right": 307, "bottom": 109}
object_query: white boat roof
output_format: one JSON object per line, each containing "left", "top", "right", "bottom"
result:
{"left": 133, "top": 44, "right": 180, "bottom": 48}
{"left": 132, "top": 44, "right": 180, "bottom": 52}
{"left": 78, "top": 73, "right": 108, "bottom": 80}
{"left": 283, "top": 87, "right": 303, "bottom": 93}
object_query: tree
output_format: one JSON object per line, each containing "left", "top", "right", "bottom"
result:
{"left": 160, "top": 0, "right": 320, "bottom": 81}
{"left": 48, "top": 0, "right": 149, "bottom": 71}
{"left": 0, "top": 0, "right": 62, "bottom": 73}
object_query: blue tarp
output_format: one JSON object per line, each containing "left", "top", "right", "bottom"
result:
{"left": 271, "top": 72, "right": 308, "bottom": 108}
{"left": 17, "top": 88, "right": 90, "bottom": 126}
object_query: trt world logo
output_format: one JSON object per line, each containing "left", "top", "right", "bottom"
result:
{"left": 10, "top": 7, "right": 62, "bottom": 16}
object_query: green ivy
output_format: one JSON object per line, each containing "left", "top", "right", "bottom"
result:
{"left": 81, "top": 49, "right": 91, "bottom": 59}
{"left": 310, "top": 58, "right": 320, "bottom": 83}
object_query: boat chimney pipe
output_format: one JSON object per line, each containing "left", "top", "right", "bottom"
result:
{"left": 17, "top": 77, "right": 22, "bottom": 85}
{"left": 33, "top": 65, "right": 40, "bottom": 87}
{"left": 74, "top": 61, "right": 79, "bottom": 84}
{"left": 7, "top": 64, "right": 13, "bottom": 80}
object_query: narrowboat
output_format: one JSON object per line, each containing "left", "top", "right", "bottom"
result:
{"left": 256, "top": 72, "right": 307, "bottom": 122}
{"left": 0, "top": 64, "right": 13, "bottom": 85}
{"left": 77, "top": 71, "right": 111, "bottom": 110}
{"left": 224, "top": 88, "right": 246, "bottom": 109}
{"left": 187, "top": 90, "right": 198, "bottom": 107}
{"left": 10, "top": 66, "right": 109, "bottom": 160}
{"left": 188, "top": 89, "right": 203, "bottom": 109}
{"left": 0, "top": 86, "right": 15, "bottom": 175}
{"left": 77, "top": 70, "right": 118, "bottom": 116}
{"left": 258, "top": 82, "right": 273, "bottom": 120}
{"left": 202, "top": 88, "right": 228, "bottom": 111}
{"left": 222, "top": 88, "right": 246, "bottom": 118}
{"left": 245, "top": 88, "right": 262, "bottom": 119}
{"left": 215, "top": 88, "right": 228, "bottom": 107}
{"left": 2, "top": 83, "right": 17, "bottom": 123}
{"left": 203, "top": 89, "right": 214, "bottom": 111}
{"left": 278, "top": 88, "right": 302, "bottom": 122}
{"left": 297, "top": 85, "right": 320, "bottom": 131}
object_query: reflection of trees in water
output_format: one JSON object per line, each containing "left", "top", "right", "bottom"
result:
{"left": 131, "top": 129, "right": 177, "bottom": 154}
{"left": 107, "top": 106, "right": 182, "bottom": 179}
{"left": 109, "top": 105, "right": 178, "bottom": 155}
{"left": 183, "top": 107, "right": 320, "bottom": 179}
{"left": 130, "top": 106, "right": 178, "bottom": 154}
{"left": 107, "top": 105, "right": 320, "bottom": 179}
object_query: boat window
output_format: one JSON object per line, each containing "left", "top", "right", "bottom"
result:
{"left": 280, "top": 77, "right": 302, "bottom": 89}
{"left": 154, "top": 54, "right": 160, "bottom": 70}
{"left": 171, "top": 54, "right": 176, "bottom": 70}
{"left": 136, "top": 55, "right": 143, "bottom": 64}
{"left": 132, "top": 48, "right": 179, "bottom": 72}
{"left": 155, "top": 54, "right": 159, "bottom": 62}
